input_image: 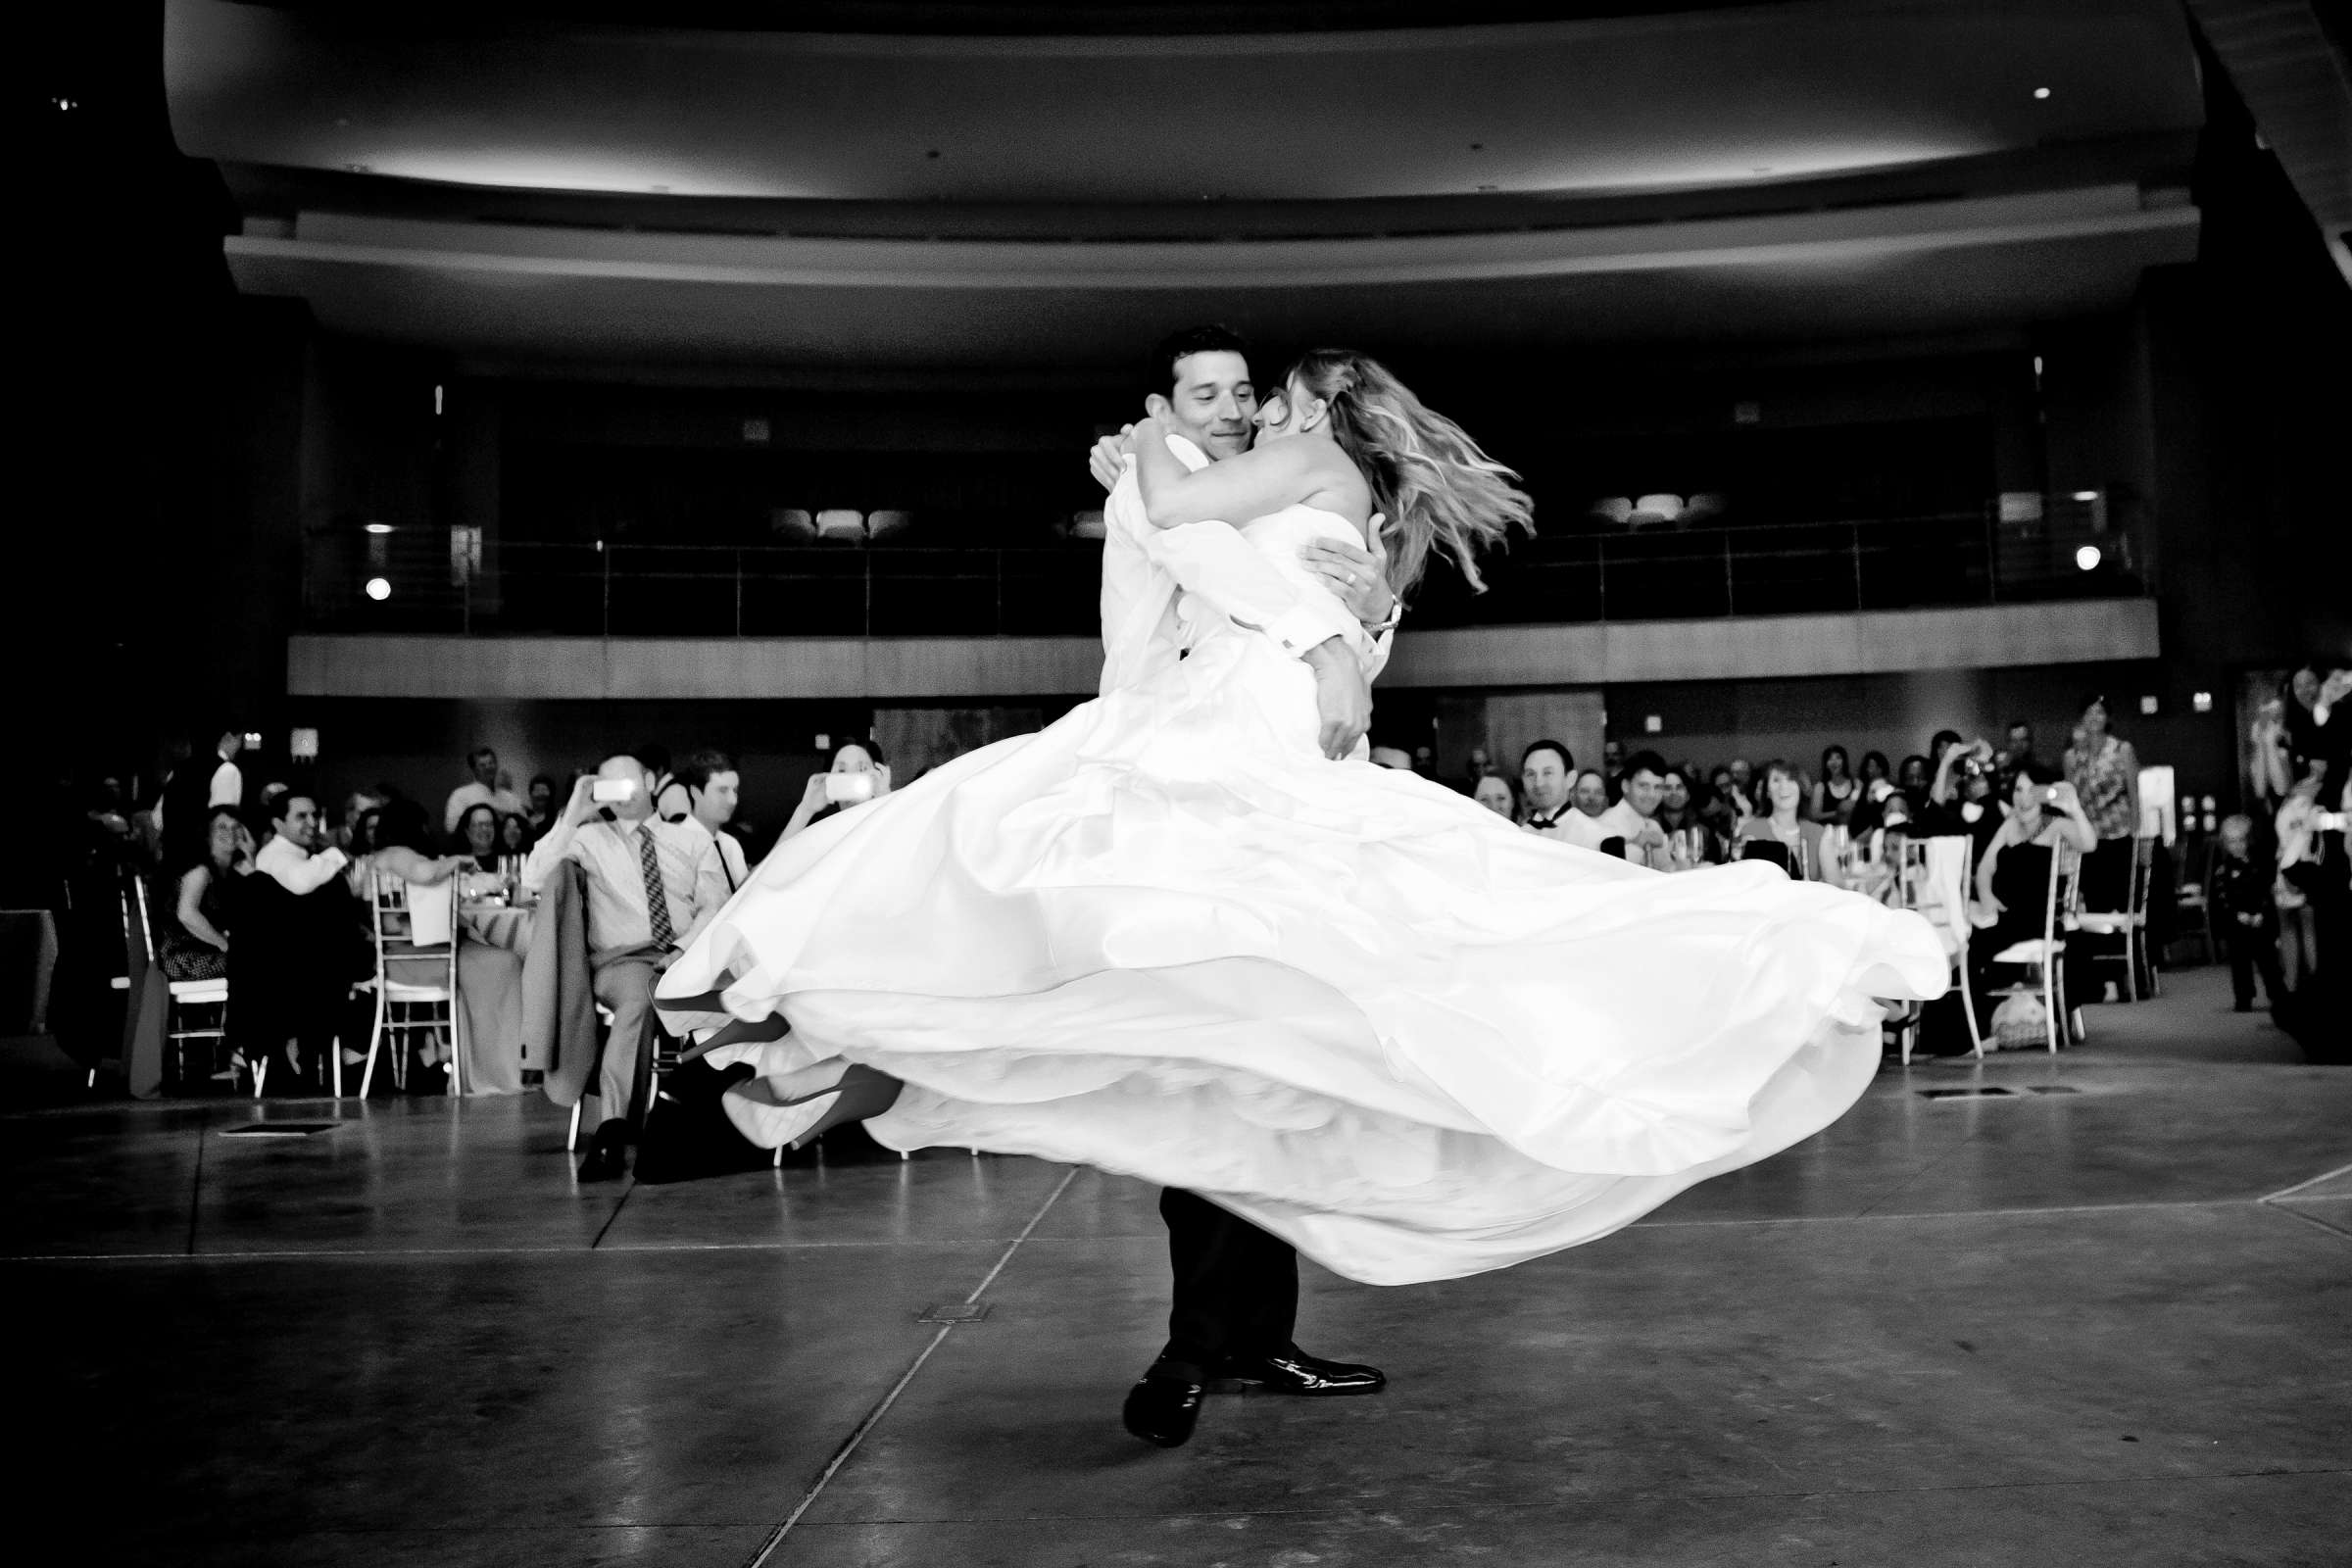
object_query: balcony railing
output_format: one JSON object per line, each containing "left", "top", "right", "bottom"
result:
{"left": 304, "top": 505, "right": 2142, "bottom": 639}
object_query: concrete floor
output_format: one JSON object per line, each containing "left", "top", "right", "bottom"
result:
{"left": 10, "top": 964, "right": 2348, "bottom": 1567}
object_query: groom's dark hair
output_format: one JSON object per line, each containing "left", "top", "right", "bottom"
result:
{"left": 1149, "top": 324, "right": 1250, "bottom": 399}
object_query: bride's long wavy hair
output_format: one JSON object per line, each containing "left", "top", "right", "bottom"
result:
{"left": 1285, "top": 348, "right": 1534, "bottom": 596}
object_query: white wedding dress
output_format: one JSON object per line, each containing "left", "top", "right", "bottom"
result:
{"left": 657, "top": 505, "right": 1947, "bottom": 1286}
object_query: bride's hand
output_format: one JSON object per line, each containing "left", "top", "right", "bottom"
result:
{"left": 1298, "top": 535, "right": 1394, "bottom": 624}
{"left": 1088, "top": 424, "right": 1136, "bottom": 493}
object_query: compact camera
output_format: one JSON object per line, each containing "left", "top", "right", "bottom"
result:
{"left": 824, "top": 771, "right": 877, "bottom": 805}
{"left": 590, "top": 778, "right": 638, "bottom": 804}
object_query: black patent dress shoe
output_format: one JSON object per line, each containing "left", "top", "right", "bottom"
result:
{"left": 1213, "top": 1347, "right": 1387, "bottom": 1396}
{"left": 1121, "top": 1376, "right": 1206, "bottom": 1447}
{"left": 576, "top": 1119, "right": 628, "bottom": 1182}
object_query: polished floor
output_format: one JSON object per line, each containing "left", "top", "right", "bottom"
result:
{"left": 11, "top": 964, "right": 2348, "bottom": 1567}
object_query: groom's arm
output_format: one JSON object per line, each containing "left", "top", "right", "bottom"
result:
{"left": 1099, "top": 436, "right": 1378, "bottom": 668}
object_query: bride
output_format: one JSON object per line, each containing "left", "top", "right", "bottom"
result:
{"left": 654, "top": 347, "right": 1946, "bottom": 1290}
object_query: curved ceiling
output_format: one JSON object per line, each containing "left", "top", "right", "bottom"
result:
{"left": 169, "top": 0, "right": 2200, "bottom": 203}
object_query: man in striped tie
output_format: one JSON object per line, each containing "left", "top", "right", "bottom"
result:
{"left": 525, "top": 753, "right": 731, "bottom": 1180}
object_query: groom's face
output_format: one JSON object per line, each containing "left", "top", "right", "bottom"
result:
{"left": 1149, "top": 350, "right": 1258, "bottom": 462}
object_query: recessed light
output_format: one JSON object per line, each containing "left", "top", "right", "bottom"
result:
{"left": 2071, "top": 489, "right": 2099, "bottom": 502}
{"left": 363, "top": 522, "right": 394, "bottom": 535}
{"left": 2033, "top": 87, "right": 2051, "bottom": 100}
{"left": 365, "top": 576, "right": 392, "bottom": 601}
{"left": 2074, "top": 545, "right": 2102, "bottom": 571}
{"left": 52, "top": 97, "right": 76, "bottom": 111}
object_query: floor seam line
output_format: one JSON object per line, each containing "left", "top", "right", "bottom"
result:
{"left": 772, "top": 1464, "right": 2352, "bottom": 1528}
{"left": 2260, "top": 1158, "right": 2352, "bottom": 1202}
{"left": 589, "top": 1184, "right": 636, "bottom": 1250}
{"left": 2259, "top": 1200, "right": 2352, "bottom": 1244}
{"left": 183, "top": 1106, "right": 212, "bottom": 1256}
{"left": 739, "top": 1163, "right": 1080, "bottom": 1568}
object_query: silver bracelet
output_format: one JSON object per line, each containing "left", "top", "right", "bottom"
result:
{"left": 1363, "top": 602, "right": 1402, "bottom": 638}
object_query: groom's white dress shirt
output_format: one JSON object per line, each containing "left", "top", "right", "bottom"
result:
{"left": 1099, "top": 433, "right": 1394, "bottom": 696}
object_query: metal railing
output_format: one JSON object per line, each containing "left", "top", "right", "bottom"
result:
{"left": 303, "top": 505, "right": 2143, "bottom": 638}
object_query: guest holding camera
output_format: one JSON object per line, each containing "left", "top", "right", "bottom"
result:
{"left": 524, "top": 755, "right": 731, "bottom": 1177}
{"left": 779, "top": 739, "right": 894, "bottom": 846}
{"left": 1968, "top": 763, "right": 2098, "bottom": 1041}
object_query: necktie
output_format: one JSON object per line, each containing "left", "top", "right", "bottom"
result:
{"left": 638, "top": 828, "right": 675, "bottom": 948}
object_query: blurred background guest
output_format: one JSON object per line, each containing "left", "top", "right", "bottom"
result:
{"left": 158, "top": 807, "right": 248, "bottom": 984}
{"left": 444, "top": 746, "right": 524, "bottom": 836}
{"left": 677, "top": 747, "right": 749, "bottom": 891}
{"left": 1516, "top": 740, "right": 1574, "bottom": 834}
{"left": 1599, "top": 751, "right": 1672, "bottom": 870}
{"left": 1736, "top": 760, "right": 1833, "bottom": 882}
{"left": 158, "top": 724, "right": 245, "bottom": 870}
{"left": 1654, "top": 766, "right": 1719, "bottom": 866}
{"left": 2064, "top": 694, "right": 2142, "bottom": 993}
{"left": 1472, "top": 771, "right": 1518, "bottom": 821}
{"left": 2212, "top": 813, "right": 2285, "bottom": 1013}
{"left": 453, "top": 802, "right": 503, "bottom": 873}
{"left": 1810, "top": 745, "right": 1858, "bottom": 826}
{"left": 526, "top": 774, "right": 559, "bottom": 835}
{"left": 498, "top": 811, "right": 534, "bottom": 857}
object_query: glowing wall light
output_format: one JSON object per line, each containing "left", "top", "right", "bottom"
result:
{"left": 365, "top": 576, "right": 392, "bottom": 602}
{"left": 2074, "top": 545, "right": 2103, "bottom": 571}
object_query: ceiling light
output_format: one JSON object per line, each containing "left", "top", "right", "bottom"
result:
{"left": 2033, "top": 87, "right": 2051, "bottom": 100}
{"left": 365, "top": 576, "right": 392, "bottom": 601}
{"left": 2070, "top": 490, "right": 2099, "bottom": 502}
{"left": 2074, "top": 545, "right": 2102, "bottom": 571}
{"left": 2192, "top": 692, "right": 2213, "bottom": 712}
{"left": 363, "top": 522, "right": 394, "bottom": 535}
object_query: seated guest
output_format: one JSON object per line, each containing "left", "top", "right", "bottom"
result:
{"left": 498, "top": 810, "right": 534, "bottom": 857}
{"left": 1735, "top": 760, "right": 1836, "bottom": 883}
{"left": 1515, "top": 739, "right": 1574, "bottom": 834}
{"left": 444, "top": 746, "right": 526, "bottom": 836}
{"left": 453, "top": 802, "right": 503, "bottom": 872}
{"left": 525, "top": 774, "right": 558, "bottom": 834}
{"left": 1896, "top": 753, "right": 1933, "bottom": 807}
{"left": 1858, "top": 750, "right": 1892, "bottom": 798}
{"left": 245, "top": 793, "right": 362, "bottom": 1092}
{"left": 1725, "top": 758, "right": 1755, "bottom": 816}
{"left": 1460, "top": 746, "right": 1494, "bottom": 796}
{"left": 1809, "top": 746, "right": 1859, "bottom": 826}
{"left": 1598, "top": 751, "right": 1673, "bottom": 870}
{"left": 677, "top": 747, "right": 750, "bottom": 891}
{"left": 333, "top": 791, "right": 382, "bottom": 853}
{"left": 780, "top": 739, "right": 894, "bottom": 845}
{"left": 159, "top": 807, "right": 250, "bottom": 983}
{"left": 257, "top": 793, "right": 350, "bottom": 897}
{"left": 524, "top": 754, "right": 730, "bottom": 1177}
{"left": 1471, "top": 771, "right": 1518, "bottom": 821}
{"left": 2212, "top": 814, "right": 2286, "bottom": 1013}
{"left": 1970, "top": 762, "right": 2099, "bottom": 1041}
{"left": 1654, "top": 767, "right": 1720, "bottom": 866}
{"left": 1540, "top": 769, "right": 1618, "bottom": 852}
{"left": 1701, "top": 765, "right": 1747, "bottom": 842}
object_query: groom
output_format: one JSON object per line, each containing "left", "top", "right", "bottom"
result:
{"left": 1088, "top": 324, "right": 1396, "bottom": 1448}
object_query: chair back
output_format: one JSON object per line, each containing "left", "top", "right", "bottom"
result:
{"left": 1597, "top": 835, "right": 1628, "bottom": 859}
{"left": 369, "top": 871, "right": 458, "bottom": 987}
{"left": 123, "top": 870, "right": 155, "bottom": 964}
{"left": 1737, "top": 836, "right": 1795, "bottom": 876}
{"left": 2041, "top": 847, "right": 2082, "bottom": 945}
{"left": 2128, "top": 834, "right": 2157, "bottom": 918}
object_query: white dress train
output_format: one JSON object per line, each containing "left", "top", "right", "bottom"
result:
{"left": 656, "top": 506, "right": 1947, "bottom": 1285}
